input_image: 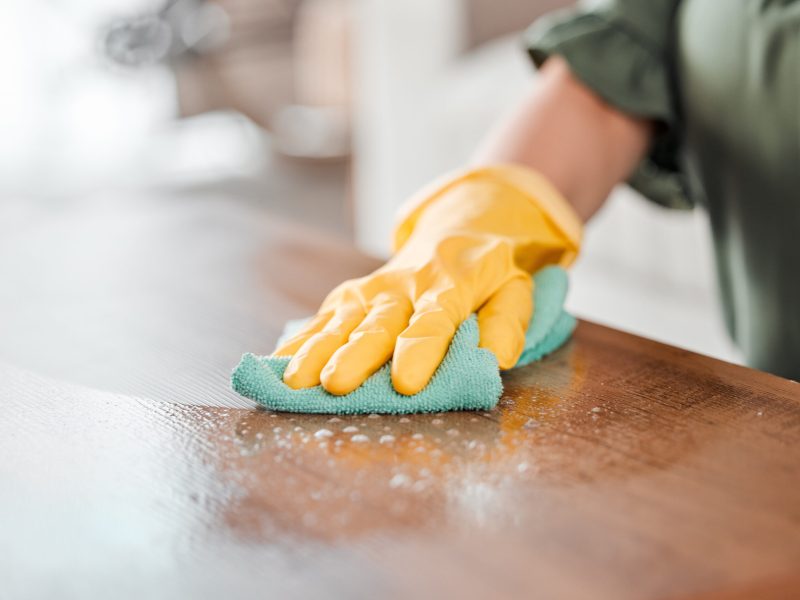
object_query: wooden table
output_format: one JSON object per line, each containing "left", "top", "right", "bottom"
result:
{"left": 2, "top": 193, "right": 799, "bottom": 600}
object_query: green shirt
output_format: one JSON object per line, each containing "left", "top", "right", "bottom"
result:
{"left": 527, "top": 0, "right": 800, "bottom": 380}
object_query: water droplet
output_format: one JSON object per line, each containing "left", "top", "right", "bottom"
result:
{"left": 590, "top": 407, "right": 602, "bottom": 414}
{"left": 328, "top": 417, "right": 342, "bottom": 423}
{"left": 351, "top": 434, "right": 369, "bottom": 443}
{"left": 412, "top": 433, "right": 424, "bottom": 440}
{"left": 314, "top": 429, "right": 333, "bottom": 440}
{"left": 343, "top": 425, "right": 359, "bottom": 433}
{"left": 446, "top": 428, "right": 459, "bottom": 436}
{"left": 379, "top": 434, "right": 396, "bottom": 444}
{"left": 389, "top": 473, "right": 411, "bottom": 488}
{"left": 367, "top": 413, "right": 380, "bottom": 419}
{"left": 517, "top": 462, "right": 529, "bottom": 473}
{"left": 431, "top": 418, "right": 444, "bottom": 426}
{"left": 399, "top": 417, "right": 410, "bottom": 423}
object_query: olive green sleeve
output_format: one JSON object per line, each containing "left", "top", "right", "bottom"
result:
{"left": 524, "top": 0, "right": 691, "bottom": 209}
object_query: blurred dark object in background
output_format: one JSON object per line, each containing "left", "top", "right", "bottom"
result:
{"left": 101, "top": 0, "right": 231, "bottom": 68}
{"left": 464, "top": 0, "right": 569, "bottom": 49}
{"left": 100, "top": 0, "right": 351, "bottom": 161}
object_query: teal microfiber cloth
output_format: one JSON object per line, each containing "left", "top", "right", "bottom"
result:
{"left": 231, "top": 266, "right": 575, "bottom": 414}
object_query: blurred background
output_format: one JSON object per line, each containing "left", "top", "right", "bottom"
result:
{"left": 1, "top": 0, "right": 740, "bottom": 363}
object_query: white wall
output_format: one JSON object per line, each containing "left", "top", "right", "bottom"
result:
{"left": 353, "top": 0, "right": 466, "bottom": 256}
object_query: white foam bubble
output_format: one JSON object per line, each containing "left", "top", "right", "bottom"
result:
{"left": 389, "top": 473, "right": 411, "bottom": 488}
{"left": 314, "top": 429, "right": 333, "bottom": 440}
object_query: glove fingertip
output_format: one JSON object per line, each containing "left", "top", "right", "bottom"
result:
{"left": 479, "top": 315, "right": 526, "bottom": 369}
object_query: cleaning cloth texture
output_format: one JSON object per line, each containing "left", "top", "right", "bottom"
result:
{"left": 231, "top": 266, "right": 575, "bottom": 414}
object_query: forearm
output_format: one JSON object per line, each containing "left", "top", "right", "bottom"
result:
{"left": 472, "top": 56, "right": 654, "bottom": 222}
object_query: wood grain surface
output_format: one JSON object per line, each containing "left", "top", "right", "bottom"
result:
{"left": 1, "top": 192, "right": 799, "bottom": 600}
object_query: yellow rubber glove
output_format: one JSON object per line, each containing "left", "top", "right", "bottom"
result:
{"left": 273, "top": 165, "right": 582, "bottom": 396}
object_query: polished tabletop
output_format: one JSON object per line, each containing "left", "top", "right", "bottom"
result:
{"left": 1, "top": 192, "right": 799, "bottom": 600}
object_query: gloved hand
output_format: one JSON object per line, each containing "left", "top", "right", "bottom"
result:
{"left": 273, "top": 165, "right": 582, "bottom": 396}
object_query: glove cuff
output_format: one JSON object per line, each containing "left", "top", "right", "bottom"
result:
{"left": 391, "top": 164, "right": 583, "bottom": 264}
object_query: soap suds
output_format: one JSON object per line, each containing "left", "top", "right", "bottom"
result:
{"left": 389, "top": 473, "right": 411, "bottom": 488}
